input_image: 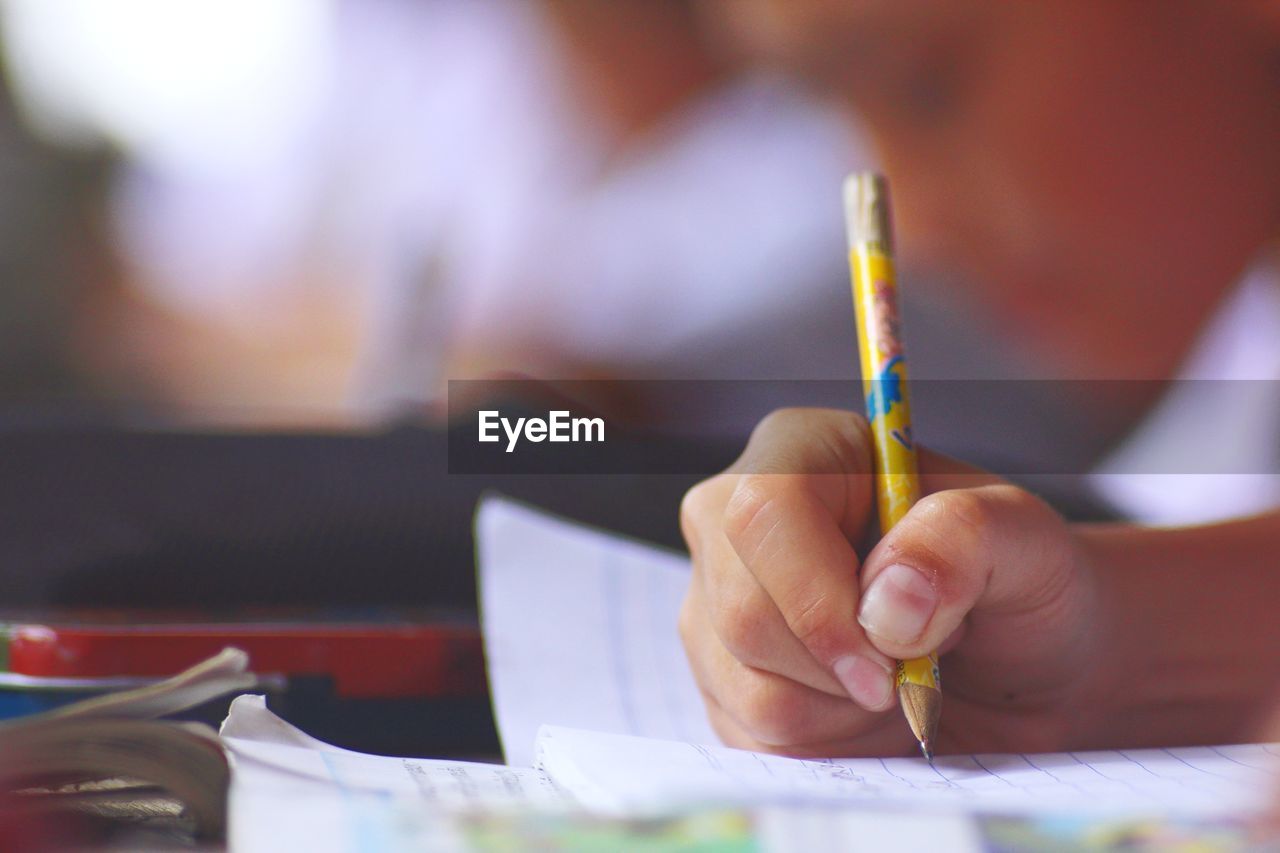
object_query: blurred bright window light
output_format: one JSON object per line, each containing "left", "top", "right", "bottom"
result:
{"left": 0, "top": 0, "right": 334, "bottom": 173}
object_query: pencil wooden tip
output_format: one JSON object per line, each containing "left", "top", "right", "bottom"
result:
{"left": 899, "top": 681, "right": 941, "bottom": 758}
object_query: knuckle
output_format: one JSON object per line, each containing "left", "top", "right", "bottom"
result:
{"left": 782, "top": 583, "right": 845, "bottom": 664}
{"left": 880, "top": 494, "right": 970, "bottom": 591}
{"left": 811, "top": 414, "right": 873, "bottom": 476}
{"left": 988, "top": 482, "right": 1045, "bottom": 515}
{"left": 677, "top": 593, "right": 697, "bottom": 651}
{"left": 916, "top": 485, "right": 1051, "bottom": 545}
{"left": 752, "top": 407, "right": 868, "bottom": 441}
{"left": 735, "top": 675, "right": 805, "bottom": 746}
{"left": 1012, "top": 520, "right": 1080, "bottom": 617}
{"left": 722, "top": 476, "right": 783, "bottom": 553}
{"left": 679, "top": 478, "right": 723, "bottom": 554}
{"left": 681, "top": 477, "right": 720, "bottom": 522}
{"left": 712, "top": 587, "right": 775, "bottom": 667}
{"left": 750, "top": 407, "right": 808, "bottom": 441}
{"left": 747, "top": 408, "right": 872, "bottom": 477}
{"left": 1023, "top": 555, "right": 1080, "bottom": 626}
{"left": 1005, "top": 485, "right": 1062, "bottom": 532}
{"left": 905, "top": 484, "right": 1080, "bottom": 621}
{"left": 918, "top": 488, "right": 1000, "bottom": 540}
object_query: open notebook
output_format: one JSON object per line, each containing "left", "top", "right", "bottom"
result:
{"left": 221, "top": 497, "right": 1278, "bottom": 849}
{"left": 221, "top": 694, "right": 1270, "bottom": 852}
{"left": 474, "top": 497, "right": 1276, "bottom": 819}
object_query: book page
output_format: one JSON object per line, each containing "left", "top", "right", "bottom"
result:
{"left": 477, "top": 497, "right": 717, "bottom": 765}
{"left": 534, "top": 725, "right": 1278, "bottom": 819}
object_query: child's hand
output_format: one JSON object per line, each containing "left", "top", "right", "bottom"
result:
{"left": 678, "top": 408, "right": 1105, "bottom": 757}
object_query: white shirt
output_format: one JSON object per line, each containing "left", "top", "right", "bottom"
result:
{"left": 1090, "top": 259, "right": 1280, "bottom": 524}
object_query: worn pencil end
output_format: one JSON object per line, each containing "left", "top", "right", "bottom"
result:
{"left": 843, "top": 172, "right": 894, "bottom": 253}
{"left": 919, "top": 739, "right": 934, "bottom": 762}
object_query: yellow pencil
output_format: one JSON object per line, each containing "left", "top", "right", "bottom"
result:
{"left": 842, "top": 172, "right": 941, "bottom": 760}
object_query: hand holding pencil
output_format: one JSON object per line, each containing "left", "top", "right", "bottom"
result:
{"left": 677, "top": 183, "right": 1109, "bottom": 760}
{"left": 843, "top": 173, "right": 940, "bottom": 758}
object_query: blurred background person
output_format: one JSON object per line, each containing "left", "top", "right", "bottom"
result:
{"left": 0, "top": 47, "right": 112, "bottom": 408}
{"left": 710, "top": 0, "right": 1280, "bottom": 525}
{"left": 0, "top": 0, "right": 1050, "bottom": 434}
{"left": 8, "top": 0, "right": 879, "bottom": 428}
{"left": 0, "top": 0, "right": 1265, "bottom": 617}
{"left": 0, "top": 0, "right": 1223, "bottom": 524}
{"left": 0, "top": 0, "right": 1115, "bottom": 614}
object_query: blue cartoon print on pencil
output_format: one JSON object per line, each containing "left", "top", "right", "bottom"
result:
{"left": 866, "top": 354, "right": 906, "bottom": 423}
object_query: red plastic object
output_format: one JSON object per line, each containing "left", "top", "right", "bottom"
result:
{"left": 6, "top": 613, "right": 487, "bottom": 699}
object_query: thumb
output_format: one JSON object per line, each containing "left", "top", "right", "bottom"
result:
{"left": 855, "top": 479, "right": 1092, "bottom": 689}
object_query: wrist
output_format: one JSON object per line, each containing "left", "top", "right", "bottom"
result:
{"left": 1068, "top": 523, "right": 1144, "bottom": 746}
{"left": 1070, "top": 515, "right": 1280, "bottom": 748}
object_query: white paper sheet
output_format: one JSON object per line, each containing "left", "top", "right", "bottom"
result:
{"left": 476, "top": 496, "right": 717, "bottom": 765}
{"left": 222, "top": 695, "right": 572, "bottom": 808}
{"left": 221, "top": 695, "right": 576, "bottom": 853}
{"left": 534, "top": 725, "right": 1278, "bottom": 819}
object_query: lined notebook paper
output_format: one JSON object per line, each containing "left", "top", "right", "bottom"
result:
{"left": 535, "top": 725, "right": 1275, "bottom": 818}
{"left": 476, "top": 496, "right": 1279, "bottom": 819}
{"left": 223, "top": 697, "right": 984, "bottom": 853}
{"left": 222, "top": 696, "right": 576, "bottom": 853}
{"left": 223, "top": 696, "right": 573, "bottom": 811}
{"left": 477, "top": 495, "right": 717, "bottom": 765}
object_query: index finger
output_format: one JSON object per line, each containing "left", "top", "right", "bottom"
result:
{"left": 723, "top": 409, "right": 896, "bottom": 712}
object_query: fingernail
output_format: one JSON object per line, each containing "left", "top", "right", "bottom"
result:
{"left": 858, "top": 564, "right": 938, "bottom": 644}
{"left": 833, "top": 654, "right": 893, "bottom": 711}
